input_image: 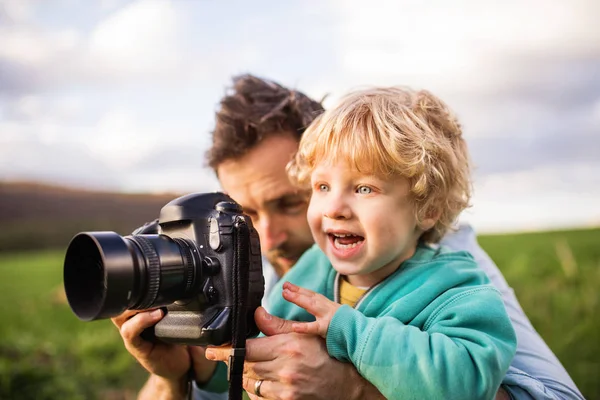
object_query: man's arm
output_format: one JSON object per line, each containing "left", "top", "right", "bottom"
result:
{"left": 441, "top": 224, "right": 584, "bottom": 400}
{"left": 111, "top": 308, "right": 220, "bottom": 400}
{"left": 138, "top": 374, "right": 188, "bottom": 400}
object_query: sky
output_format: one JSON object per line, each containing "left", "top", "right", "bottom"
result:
{"left": 0, "top": 0, "right": 599, "bottom": 233}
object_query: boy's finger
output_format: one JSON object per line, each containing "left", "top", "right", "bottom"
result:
{"left": 291, "top": 321, "right": 321, "bottom": 335}
{"left": 282, "top": 288, "right": 324, "bottom": 316}
{"left": 283, "top": 281, "right": 319, "bottom": 297}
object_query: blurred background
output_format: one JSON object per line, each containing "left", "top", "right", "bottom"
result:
{"left": 0, "top": 0, "right": 598, "bottom": 399}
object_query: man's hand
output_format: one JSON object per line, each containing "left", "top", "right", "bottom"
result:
{"left": 111, "top": 309, "right": 217, "bottom": 399}
{"left": 205, "top": 307, "right": 384, "bottom": 400}
{"left": 281, "top": 282, "right": 341, "bottom": 338}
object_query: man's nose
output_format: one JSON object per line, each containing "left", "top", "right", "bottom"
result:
{"left": 258, "top": 215, "right": 287, "bottom": 250}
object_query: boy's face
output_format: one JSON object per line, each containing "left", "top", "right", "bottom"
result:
{"left": 307, "top": 160, "right": 426, "bottom": 287}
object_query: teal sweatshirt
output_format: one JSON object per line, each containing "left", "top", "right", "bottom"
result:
{"left": 267, "top": 243, "right": 517, "bottom": 400}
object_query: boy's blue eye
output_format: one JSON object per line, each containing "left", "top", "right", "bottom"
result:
{"left": 357, "top": 186, "right": 372, "bottom": 194}
{"left": 318, "top": 184, "right": 329, "bottom": 192}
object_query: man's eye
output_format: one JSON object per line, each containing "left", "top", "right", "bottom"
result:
{"left": 244, "top": 210, "right": 258, "bottom": 220}
{"left": 357, "top": 186, "right": 372, "bottom": 194}
{"left": 317, "top": 184, "right": 329, "bottom": 192}
{"left": 281, "top": 198, "right": 306, "bottom": 213}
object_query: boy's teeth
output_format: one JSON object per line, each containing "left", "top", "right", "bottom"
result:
{"left": 334, "top": 240, "right": 359, "bottom": 249}
{"left": 333, "top": 236, "right": 364, "bottom": 249}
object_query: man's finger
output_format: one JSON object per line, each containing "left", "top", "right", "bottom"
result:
{"left": 111, "top": 308, "right": 162, "bottom": 328}
{"left": 188, "top": 346, "right": 220, "bottom": 384}
{"left": 243, "top": 376, "right": 282, "bottom": 400}
{"left": 110, "top": 309, "right": 141, "bottom": 328}
{"left": 206, "top": 335, "right": 281, "bottom": 363}
{"left": 255, "top": 306, "right": 296, "bottom": 336}
{"left": 120, "top": 309, "right": 163, "bottom": 349}
{"left": 241, "top": 359, "right": 282, "bottom": 381}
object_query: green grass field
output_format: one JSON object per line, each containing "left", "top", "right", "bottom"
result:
{"left": 0, "top": 227, "right": 598, "bottom": 399}
{"left": 0, "top": 251, "right": 147, "bottom": 400}
{"left": 478, "top": 227, "right": 600, "bottom": 398}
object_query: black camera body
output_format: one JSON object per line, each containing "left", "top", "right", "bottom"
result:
{"left": 63, "top": 192, "right": 264, "bottom": 346}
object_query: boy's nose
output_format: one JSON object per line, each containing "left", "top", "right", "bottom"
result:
{"left": 323, "top": 194, "right": 352, "bottom": 220}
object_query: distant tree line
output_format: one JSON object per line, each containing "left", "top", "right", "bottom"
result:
{"left": 0, "top": 182, "right": 180, "bottom": 252}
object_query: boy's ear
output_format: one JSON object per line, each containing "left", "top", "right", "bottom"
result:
{"left": 419, "top": 208, "right": 441, "bottom": 231}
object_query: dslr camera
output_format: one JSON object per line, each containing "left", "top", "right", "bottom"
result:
{"left": 63, "top": 192, "right": 264, "bottom": 346}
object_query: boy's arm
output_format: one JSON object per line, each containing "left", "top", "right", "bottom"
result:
{"left": 326, "top": 288, "right": 516, "bottom": 400}
{"left": 441, "top": 224, "right": 584, "bottom": 399}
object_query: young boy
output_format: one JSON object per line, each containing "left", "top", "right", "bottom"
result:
{"left": 267, "top": 87, "right": 517, "bottom": 399}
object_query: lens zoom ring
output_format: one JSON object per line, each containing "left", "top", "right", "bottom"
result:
{"left": 172, "top": 238, "right": 195, "bottom": 295}
{"left": 130, "top": 236, "right": 161, "bottom": 310}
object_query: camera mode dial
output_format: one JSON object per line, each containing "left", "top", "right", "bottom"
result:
{"left": 216, "top": 201, "right": 241, "bottom": 213}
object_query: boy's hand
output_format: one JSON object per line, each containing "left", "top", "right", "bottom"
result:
{"left": 282, "top": 282, "right": 341, "bottom": 338}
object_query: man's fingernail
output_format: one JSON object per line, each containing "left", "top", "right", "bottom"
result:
{"left": 150, "top": 309, "right": 162, "bottom": 319}
{"left": 258, "top": 307, "right": 272, "bottom": 320}
{"left": 205, "top": 349, "right": 215, "bottom": 360}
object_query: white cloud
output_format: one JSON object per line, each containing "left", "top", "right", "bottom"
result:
{"left": 0, "top": 0, "right": 34, "bottom": 23}
{"left": 100, "top": 0, "right": 127, "bottom": 12}
{"left": 0, "top": 0, "right": 192, "bottom": 93}
{"left": 0, "top": 113, "right": 214, "bottom": 193}
{"left": 463, "top": 162, "right": 600, "bottom": 232}
{"left": 592, "top": 98, "right": 600, "bottom": 128}
{"left": 81, "top": 110, "right": 158, "bottom": 168}
{"left": 10, "top": 95, "right": 42, "bottom": 120}
{"left": 4, "top": 94, "right": 84, "bottom": 123}
{"left": 326, "top": 0, "right": 600, "bottom": 96}
{"left": 86, "top": 0, "right": 182, "bottom": 78}
{"left": 0, "top": 26, "right": 80, "bottom": 66}
{"left": 121, "top": 167, "right": 219, "bottom": 194}
{"left": 0, "top": 122, "right": 121, "bottom": 189}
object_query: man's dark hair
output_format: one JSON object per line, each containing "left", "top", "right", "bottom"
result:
{"left": 206, "top": 74, "right": 324, "bottom": 172}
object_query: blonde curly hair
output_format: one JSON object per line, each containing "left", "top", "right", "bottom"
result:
{"left": 287, "top": 87, "right": 471, "bottom": 243}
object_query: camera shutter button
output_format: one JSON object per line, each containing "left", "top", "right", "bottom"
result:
{"left": 203, "top": 279, "right": 217, "bottom": 304}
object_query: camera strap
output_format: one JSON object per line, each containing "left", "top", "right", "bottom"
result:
{"left": 227, "top": 217, "right": 251, "bottom": 400}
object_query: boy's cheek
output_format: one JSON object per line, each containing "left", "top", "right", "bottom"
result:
{"left": 306, "top": 201, "right": 322, "bottom": 227}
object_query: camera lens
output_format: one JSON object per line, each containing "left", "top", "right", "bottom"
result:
{"left": 63, "top": 231, "right": 199, "bottom": 321}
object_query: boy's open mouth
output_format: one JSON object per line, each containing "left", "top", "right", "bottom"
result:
{"left": 328, "top": 233, "right": 365, "bottom": 249}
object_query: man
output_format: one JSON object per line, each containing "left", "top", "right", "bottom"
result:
{"left": 112, "top": 75, "right": 583, "bottom": 400}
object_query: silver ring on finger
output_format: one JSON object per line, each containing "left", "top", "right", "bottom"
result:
{"left": 254, "top": 379, "right": 264, "bottom": 397}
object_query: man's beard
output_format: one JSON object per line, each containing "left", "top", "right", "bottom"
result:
{"left": 266, "top": 250, "right": 294, "bottom": 278}
{"left": 266, "top": 245, "right": 310, "bottom": 278}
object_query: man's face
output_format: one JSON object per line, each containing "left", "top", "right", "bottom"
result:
{"left": 217, "top": 133, "right": 314, "bottom": 277}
